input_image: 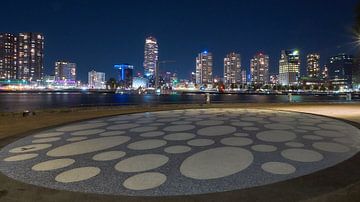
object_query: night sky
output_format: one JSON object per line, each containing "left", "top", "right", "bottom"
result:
{"left": 1, "top": 0, "right": 358, "bottom": 81}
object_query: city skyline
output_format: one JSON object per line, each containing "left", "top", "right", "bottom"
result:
{"left": 0, "top": 0, "right": 357, "bottom": 81}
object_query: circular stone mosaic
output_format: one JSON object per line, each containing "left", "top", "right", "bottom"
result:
{"left": 0, "top": 108, "right": 360, "bottom": 196}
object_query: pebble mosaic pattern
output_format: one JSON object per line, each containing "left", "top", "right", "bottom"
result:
{"left": 0, "top": 108, "right": 360, "bottom": 196}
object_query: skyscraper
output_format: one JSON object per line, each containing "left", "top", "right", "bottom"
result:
{"left": 0, "top": 33, "right": 17, "bottom": 79}
{"left": 196, "top": 51, "right": 213, "bottom": 85}
{"left": 115, "top": 64, "right": 134, "bottom": 88}
{"left": 55, "top": 61, "right": 77, "bottom": 81}
{"left": 224, "top": 52, "right": 241, "bottom": 85}
{"left": 327, "top": 53, "right": 354, "bottom": 89}
{"left": 307, "top": 53, "right": 320, "bottom": 78}
{"left": 143, "top": 36, "right": 158, "bottom": 77}
{"left": 17, "top": 33, "right": 44, "bottom": 81}
{"left": 88, "top": 70, "right": 106, "bottom": 89}
{"left": 279, "top": 49, "right": 300, "bottom": 85}
{"left": 250, "top": 53, "right": 269, "bottom": 85}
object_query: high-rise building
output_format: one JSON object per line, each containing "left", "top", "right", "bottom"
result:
{"left": 17, "top": 33, "right": 44, "bottom": 81}
{"left": 279, "top": 49, "right": 300, "bottom": 85}
{"left": 307, "top": 53, "right": 320, "bottom": 78}
{"left": 322, "top": 65, "right": 328, "bottom": 79}
{"left": 0, "top": 33, "right": 17, "bottom": 79}
{"left": 224, "top": 52, "right": 241, "bottom": 85}
{"left": 143, "top": 36, "right": 158, "bottom": 77}
{"left": 88, "top": 70, "right": 105, "bottom": 89}
{"left": 327, "top": 53, "right": 354, "bottom": 89}
{"left": 115, "top": 64, "right": 134, "bottom": 88}
{"left": 196, "top": 51, "right": 213, "bottom": 85}
{"left": 54, "top": 61, "right": 76, "bottom": 81}
{"left": 250, "top": 53, "right": 269, "bottom": 85}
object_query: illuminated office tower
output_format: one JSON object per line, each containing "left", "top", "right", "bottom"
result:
{"left": 0, "top": 33, "right": 17, "bottom": 79}
{"left": 307, "top": 53, "right": 320, "bottom": 78}
{"left": 143, "top": 36, "right": 158, "bottom": 77}
{"left": 250, "top": 52, "right": 269, "bottom": 85}
{"left": 196, "top": 51, "right": 213, "bottom": 85}
{"left": 279, "top": 49, "right": 300, "bottom": 85}
{"left": 54, "top": 61, "right": 77, "bottom": 81}
{"left": 17, "top": 33, "right": 44, "bottom": 81}
{"left": 88, "top": 70, "right": 106, "bottom": 89}
{"left": 327, "top": 53, "right": 354, "bottom": 89}
{"left": 224, "top": 52, "right": 241, "bottom": 85}
{"left": 115, "top": 64, "right": 134, "bottom": 88}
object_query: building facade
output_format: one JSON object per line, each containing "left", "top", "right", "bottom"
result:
{"left": 143, "top": 36, "right": 158, "bottom": 77}
{"left": 279, "top": 49, "right": 300, "bottom": 85}
{"left": 88, "top": 70, "right": 105, "bottom": 89}
{"left": 250, "top": 53, "right": 269, "bottom": 85}
{"left": 196, "top": 51, "right": 213, "bottom": 85}
{"left": 115, "top": 64, "right": 134, "bottom": 89}
{"left": 327, "top": 53, "right": 354, "bottom": 89}
{"left": 307, "top": 53, "right": 320, "bottom": 78}
{"left": 54, "top": 61, "right": 76, "bottom": 81}
{"left": 0, "top": 33, "right": 17, "bottom": 79}
{"left": 17, "top": 33, "right": 44, "bottom": 81}
{"left": 224, "top": 52, "right": 241, "bottom": 85}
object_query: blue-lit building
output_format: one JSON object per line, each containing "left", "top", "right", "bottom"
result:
{"left": 115, "top": 64, "right": 134, "bottom": 89}
{"left": 327, "top": 53, "right": 354, "bottom": 90}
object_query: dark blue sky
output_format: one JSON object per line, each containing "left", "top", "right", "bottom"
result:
{"left": 1, "top": 0, "right": 358, "bottom": 81}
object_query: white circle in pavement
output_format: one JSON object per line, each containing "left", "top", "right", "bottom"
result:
{"left": 92, "top": 151, "right": 126, "bottom": 161}
{"left": 123, "top": 172, "right": 167, "bottom": 191}
{"left": 186, "top": 118, "right": 203, "bottom": 122}
{"left": 285, "top": 142, "right": 305, "bottom": 148}
{"left": 313, "top": 142, "right": 350, "bottom": 153}
{"left": 3, "top": 153, "right": 38, "bottom": 162}
{"left": 264, "top": 124, "right": 294, "bottom": 130}
{"left": 127, "top": 139, "right": 167, "bottom": 150}
{"left": 71, "top": 129, "right": 105, "bottom": 136}
{"left": 231, "top": 121, "right": 254, "bottom": 127}
{"left": 180, "top": 147, "right": 253, "bottom": 180}
{"left": 196, "top": 120, "right": 224, "bottom": 126}
{"left": 333, "top": 138, "right": 354, "bottom": 145}
{"left": 115, "top": 154, "right": 169, "bottom": 173}
{"left": 318, "top": 124, "right": 348, "bottom": 131}
{"left": 108, "top": 116, "right": 139, "bottom": 121}
{"left": 297, "top": 126, "right": 320, "bottom": 131}
{"left": 241, "top": 117, "right": 263, "bottom": 121}
{"left": 171, "top": 121, "right": 192, "bottom": 125}
{"left": 164, "top": 133, "right": 195, "bottom": 141}
{"left": 221, "top": 137, "right": 253, "bottom": 146}
{"left": 164, "top": 146, "right": 191, "bottom": 154}
{"left": 163, "top": 125, "right": 195, "bottom": 132}
{"left": 270, "top": 117, "right": 296, "bottom": 122}
{"left": 140, "top": 131, "right": 165, "bottom": 137}
{"left": 107, "top": 123, "right": 140, "bottom": 130}
{"left": 251, "top": 145, "right": 277, "bottom": 152}
{"left": 281, "top": 149, "right": 324, "bottom": 162}
{"left": 55, "top": 167, "right": 100, "bottom": 183}
{"left": 314, "top": 130, "right": 345, "bottom": 138}
{"left": 243, "top": 127, "right": 260, "bottom": 131}
{"left": 66, "top": 137, "right": 87, "bottom": 142}
{"left": 149, "top": 123, "right": 166, "bottom": 126}
{"left": 261, "top": 162, "right": 296, "bottom": 175}
{"left": 294, "top": 129, "right": 308, "bottom": 133}
{"left": 32, "top": 159, "right": 75, "bottom": 171}
{"left": 197, "top": 126, "right": 236, "bottom": 136}
{"left": 10, "top": 144, "right": 52, "bottom": 153}
{"left": 34, "top": 132, "right": 64, "bottom": 138}
{"left": 256, "top": 130, "right": 296, "bottom": 142}
{"left": 187, "top": 139, "right": 215, "bottom": 146}
{"left": 56, "top": 123, "right": 107, "bottom": 132}
{"left": 99, "top": 131, "right": 125, "bottom": 137}
{"left": 130, "top": 126, "right": 158, "bottom": 133}
{"left": 303, "top": 135, "right": 324, "bottom": 140}
{"left": 233, "top": 133, "right": 249, "bottom": 137}
{"left": 47, "top": 136, "right": 130, "bottom": 157}
{"left": 32, "top": 137, "right": 61, "bottom": 143}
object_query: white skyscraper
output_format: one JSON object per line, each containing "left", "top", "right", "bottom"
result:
{"left": 279, "top": 49, "right": 300, "bottom": 85}
{"left": 88, "top": 70, "right": 105, "bottom": 89}
{"left": 143, "top": 36, "right": 158, "bottom": 77}
{"left": 196, "top": 51, "right": 213, "bottom": 85}
{"left": 250, "top": 53, "right": 269, "bottom": 85}
{"left": 224, "top": 52, "right": 241, "bottom": 85}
